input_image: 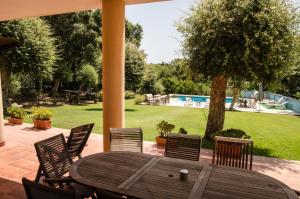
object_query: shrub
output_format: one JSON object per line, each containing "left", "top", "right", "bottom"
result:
{"left": 125, "top": 91, "right": 136, "bottom": 99}
{"left": 178, "top": 128, "right": 188, "bottom": 134}
{"left": 154, "top": 81, "right": 165, "bottom": 94}
{"left": 8, "top": 75, "right": 22, "bottom": 98}
{"left": 32, "top": 107, "right": 53, "bottom": 120}
{"left": 296, "top": 92, "right": 300, "bottom": 100}
{"left": 211, "top": 128, "right": 251, "bottom": 140}
{"left": 176, "top": 80, "right": 197, "bottom": 95}
{"left": 7, "top": 106, "right": 26, "bottom": 119}
{"left": 134, "top": 95, "right": 145, "bottom": 105}
{"left": 76, "top": 64, "right": 99, "bottom": 90}
{"left": 162, "top": 78, "right": 179, "bottom": 94}
{"left": 156, "top": 120, "right": 175, "bottom": 138}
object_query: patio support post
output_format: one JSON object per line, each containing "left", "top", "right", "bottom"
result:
{"left": 102, "top": 0, "right": 125, "bottom": 152}
{"left": 0, "top": 72, "right": 5, "bottom": 147}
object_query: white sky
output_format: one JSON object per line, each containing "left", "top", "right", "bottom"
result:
{"left": 126, "top": 0, "right": 300, "bottom": 64}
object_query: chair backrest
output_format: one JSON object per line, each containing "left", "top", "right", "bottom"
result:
{"left": 34, "top": 134, "right": 73, "bottom": 179}
{"left": 110, "top": 128, "right": 143, "bottom": 153}
{"left": 22, "top": 178, "right": 78, "bottom": 199}
{"left": 165, "top": 133, "right": 202, "bottom": 161}
{"left": 212, "top": 136, "right": 253, "bottom": 170}
{"left": 66, "top": 123, "right": 94, "bottom": 159}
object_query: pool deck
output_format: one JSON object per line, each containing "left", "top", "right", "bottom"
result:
{"left": 165, "top": 100, "right": 299, "bottom": 115}
{"left": 1, "top": 123, "right": 300, "bottom": 198}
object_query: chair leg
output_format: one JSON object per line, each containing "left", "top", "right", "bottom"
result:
{"left": 35, "top": 165, "right": 43, "bottom": 182}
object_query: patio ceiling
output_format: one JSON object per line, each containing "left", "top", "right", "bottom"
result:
{"left": 0, "top": 0, "right": 169, "bottom": 22}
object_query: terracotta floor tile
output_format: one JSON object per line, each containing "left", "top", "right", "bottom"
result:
{"left": 1, "top": 122, "right": 300, "bottom": 199}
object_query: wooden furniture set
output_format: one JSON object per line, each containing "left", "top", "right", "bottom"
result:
{"left": 23, "top": 126, "right": 298, "bottom": 199}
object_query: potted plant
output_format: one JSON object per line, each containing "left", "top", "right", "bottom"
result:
{"left": 32, "top": 107, "right": 53, "bottom": 129}
{"left": 211, "top": 128, "right": 251, "bottom": 157}
{"left": 7, "top": 106, "right": 26, "bottom": 125}
{"left": 156, "top": 120, "right": 175, "bottom": 147}
{"left": 178, "top": 128, "right": 188, "bottom": 134}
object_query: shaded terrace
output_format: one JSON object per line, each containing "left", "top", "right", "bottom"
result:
{"left": 1, "top": 123, "right": 300, "bottom": 198}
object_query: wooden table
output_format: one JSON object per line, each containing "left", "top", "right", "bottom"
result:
{"left": 69, "top": 152, "right": 298, "bottom": 199}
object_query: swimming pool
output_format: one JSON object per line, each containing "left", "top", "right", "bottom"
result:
{"left": 171, "top": 94, "right": 233, "bottom": 103}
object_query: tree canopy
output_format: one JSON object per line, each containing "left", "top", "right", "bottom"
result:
{"left": 76, "top": 64, "right": 99, "bottom": 91}
{"left": 179, "top": 0, "right": 299, "bottom": 137}
{"left": 125, "top": 42, "right": 146, "bottom": 92}
{"left": 179, "top": 0, "right": 298, "bottom": 82}
{"left": 0, "top": 18, "right": 57, "bottom": 79}
{"left": 0, "top": 18, "right": 57, "bottom": 107}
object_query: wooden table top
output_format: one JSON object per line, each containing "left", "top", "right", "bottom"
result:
{"left": 69, "top": 152, "right": 298, "bottom": 199}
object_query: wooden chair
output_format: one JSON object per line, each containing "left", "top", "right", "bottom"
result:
{"left": 165, "top": 133, "right": 202, "bottom": 161}
{"left": 212, "top": 136, "right": 253, "bottom": 170}
{"left": 35, "top": 124, "right": 94, "bottom": 182}
{"left": 110, "top": 128, "right": 143, "bottom": 153}
{"left": 66, "top": 123, "right": 94, "bottom": 159}
{"left": 34, "top": 134, "right": 96, "bottom": 199}
{"left": 22, "top": 178, "right": 80, "bottom": 199}
{"left": 294, "top": 189, "right": 300, "bottom": 198}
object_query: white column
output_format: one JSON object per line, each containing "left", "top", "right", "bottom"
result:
{"left": 102, "top": 0, "right": 125, "bottom": 152}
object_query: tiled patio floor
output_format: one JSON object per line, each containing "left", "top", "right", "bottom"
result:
{"left": 1, "top": 123, "right": 300, "bottom": 198}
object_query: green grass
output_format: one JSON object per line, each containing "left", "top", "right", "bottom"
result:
{"left": 24, "top": 100, "right": 300, "bottom": 160}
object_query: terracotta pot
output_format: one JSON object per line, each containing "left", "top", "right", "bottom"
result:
{"left": 156, "top": 136, "right": 167, "bottom": 147}
{"left": 8, "top": 117, "right": 23, "bottom": 125}
{"left": 33, "top": 119, "right": 52, "bottom": 129}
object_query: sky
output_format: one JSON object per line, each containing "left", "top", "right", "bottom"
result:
{"left": 126, "top": 0, "right": 300, "bottom": 64}
{"left": 126, "top": 0, "right": 195, "bottom": 64}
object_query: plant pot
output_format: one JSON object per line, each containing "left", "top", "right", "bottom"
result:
{"left": 8, "top": 117, "right": 23, "bottom": 125}
{"left": 156, "top": 136, "right": 167, "bottom": 147}
{"left": 33, "top": 119, "right": 52, "bottom": 129}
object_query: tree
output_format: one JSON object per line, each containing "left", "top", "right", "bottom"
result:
{"left": 0, "top": 18, "right": 57, "bottom": 107}
{"left": 45, "top": 11, "right": 144, "bottom": 103}
{"left": 162, "top": 78, "right": 179, "bottom": 94}
{"left": 76, "top": 64, "right": 99, "bottom": 91}
{"left": 140, "top": 64, "right": 158, "bottom": 94}
{"left": 125, "top": 19, "right": 143, "bottom": 48}
{"left": 179, "top": 0, "right": 299, "bottom": 138}
{"left": 125, "top": 42, "right": 146, "bottom": 92}
{"left": 44, "top": 10, "right": 101, "bottom": 104}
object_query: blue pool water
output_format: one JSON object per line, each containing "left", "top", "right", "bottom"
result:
{"left": 173, "top": 95, "right": 233, "bottom": 103}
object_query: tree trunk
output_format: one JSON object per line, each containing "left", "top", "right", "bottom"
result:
{"left": 229, "top": 86, "right": 240, "bottom": 110}
{"left": 52, "top": 78, "right": 60, "bottom": 105}
{"left": 37, "top": 78, "right": 43, "bottom": 106}
{"left": 77, "top": 84, "right": 83, "bottom": 104}
{"left": 205, "top": 75, "right": 228, "bottom": 139}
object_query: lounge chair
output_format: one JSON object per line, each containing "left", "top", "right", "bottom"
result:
{"left": 266, "top": 101, "right": 289, "bottom": 110}
{"left": 184, "top": 97, "right": 194, "bottom": 107}
{"left": 145, "top": 94, "right": 153, "bottom": 104}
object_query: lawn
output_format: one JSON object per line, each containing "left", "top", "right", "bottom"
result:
{"left": 24, "top": 100, "right": 300, "bottom": 160}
